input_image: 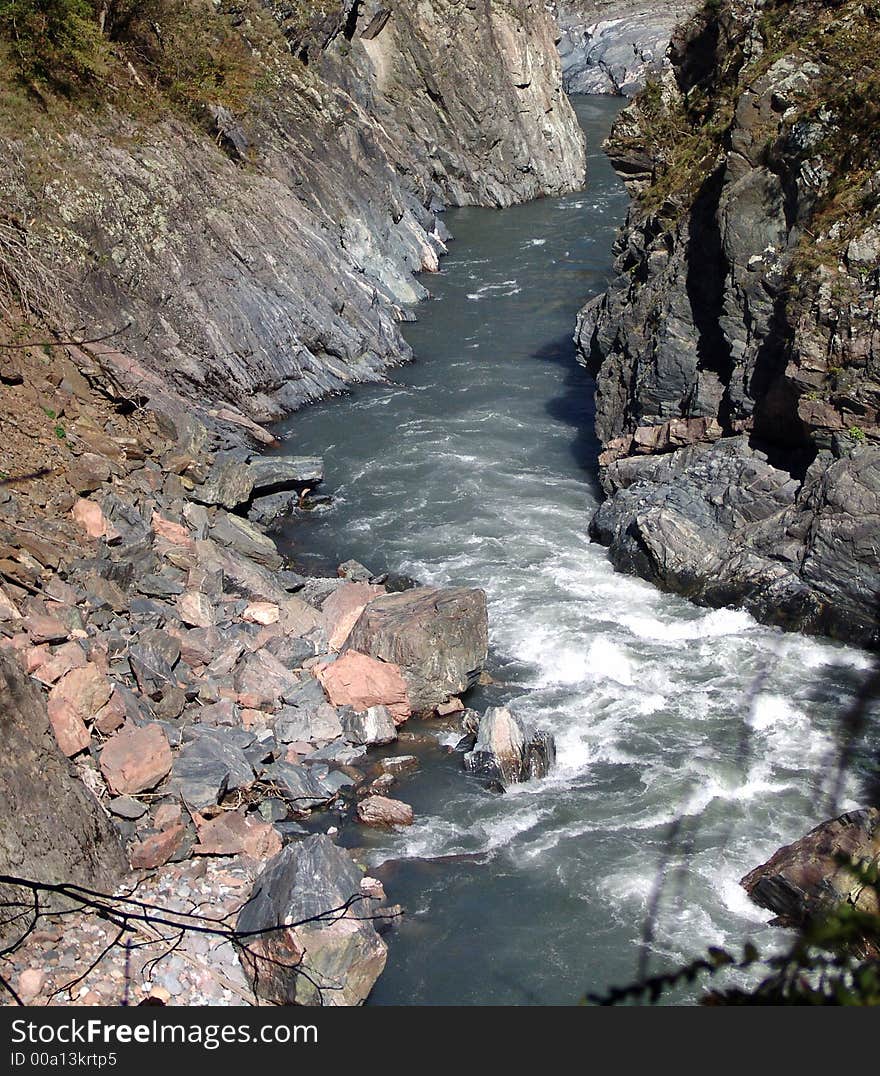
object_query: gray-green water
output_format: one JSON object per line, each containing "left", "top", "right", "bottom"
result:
{"left": 277, "top": 96, "right": 878, "bottom": 1004}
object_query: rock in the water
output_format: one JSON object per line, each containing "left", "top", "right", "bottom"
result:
{"left": 356, "top": 795, "right": 414, "bottom": 828}
{"left": 236, "top": 835, "right": 387, "bottom": 1006}
{"left": 463, "top": 706, "right": 556, "bottom": 788}
{"left": 342, "top": 705, "right": 397, "bottom": 747}
{"left": 345, "top": 586, "right": 488, "bottom": 712}
{"left": 741, "top": 808, "right": 880, "bottom": 929}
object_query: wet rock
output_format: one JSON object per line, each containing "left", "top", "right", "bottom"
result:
{"left": 463, "top": 706, "right": 556, "bottom": 788}
{"left": 100, "top": 723, "right": 173, "bottom": 795}
{"left": 342, "top": 705, "right": 397, "bottom": 747}
{"left": 379, "top": 755, "right": 419, "bottom": 776}
{"left": 237, "top": 835, "right": 387, "bottom": 1006}
{"left": 345, "top": 586, "right": 488, "bottom": 712}
{"left": 742, "top": 808, "right": 880, "bottom": 929}
{"left": 316, "top": 650, "right": 411, "bottom": 725}
{"left": 356, "top": 795, "right": 414, "bottom": 828}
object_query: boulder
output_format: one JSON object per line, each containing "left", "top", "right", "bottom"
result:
{"left": 170, "top": 730, "right": 255, "bottom": 808}
{"left": 316, "top": 651, "right": 411, "bottom": 725}
{"left": 463, "top": 706, "right": 556, "bottom": 788}
{"left": 274, "top": 701, "right": 343, "bottom": 745}
{"left": 0, "top": 652, "right": 126, "bottom": 942}
{"left": 342, "top": 705, "right": 397, "bottom": 747}
{"left": 99, "top": 723, "right": 173, "bottom": 795}
{"left": 322, "top": 582, "right": 385, "bottom": 651}
{"left": 356, "top": 795, "right": 414, "bottom": 828}
{"left": 345, "top": 586, "right": 488, "bottom": 712}
{"left": 236, "top": 835, "right": 386, "bottom": 1006}
{"left": 741, "top": 808, "right": 880, "bottom": 928}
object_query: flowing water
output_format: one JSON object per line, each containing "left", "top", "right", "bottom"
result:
{"left": 276, "top": 96, "right": 879, "bottom": 1004}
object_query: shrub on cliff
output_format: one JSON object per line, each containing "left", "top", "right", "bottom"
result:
{"left": 0, "top": 0, "right": 106, "bottom": 92}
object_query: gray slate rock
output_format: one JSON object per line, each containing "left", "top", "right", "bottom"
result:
{"left": 464, "top": 706, "right": 556, "bottom": 788}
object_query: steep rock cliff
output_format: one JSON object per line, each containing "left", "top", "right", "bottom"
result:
{"left": 578, "top": 0, "right": 880, "bottom": 646}
{"left": 553, "top": 1, "right": 697, "bottom": 95}
{"left": 0, "top": 0, "right": 585, "bottom": 428}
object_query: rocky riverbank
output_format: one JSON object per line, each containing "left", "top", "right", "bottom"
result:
{"left": 577, "top": 0, "right": 880, "bottom": 648}
{"left": 0, "top": 0, "right": 573, "bottom": 1007}
{"left": 0, "top": 336, "right": 514, "bottom": 1004}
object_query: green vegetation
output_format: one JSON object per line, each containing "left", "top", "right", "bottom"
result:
{"left": 849, "top": 425, "right": 867, "bottom": 443}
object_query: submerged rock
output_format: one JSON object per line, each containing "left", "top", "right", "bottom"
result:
{"left": 236, "top": 835, "right": 388, "bottom": 1006}
{"left": 463, "top": 706, "right": 556, "bottom": 788}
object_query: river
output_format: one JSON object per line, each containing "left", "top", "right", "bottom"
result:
{"left": 276, "top": 96, "right": 878, "bottom": 1004}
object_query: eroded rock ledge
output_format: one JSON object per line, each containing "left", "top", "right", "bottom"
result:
{"left": 578, "top": 0, "right": 880, "bottom": 647}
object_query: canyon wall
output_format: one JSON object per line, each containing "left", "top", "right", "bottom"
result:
{"left": 0, "top": 0, "right": 585, "bottom": 429}
{"left": 578, "top": 0, "right": 880, "bottom": 647}
{"left": 553, "top": 1, "right": 697, "bottom": 95}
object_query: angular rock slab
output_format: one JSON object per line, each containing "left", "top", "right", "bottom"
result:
{"left": 741, "top": 808, "right": 880, "bottom": 928}
{"left": 99, "top": 723, "right": 173, "bottom": 795}
{"left": 345, "top": 586, "right": 488, "bottom": 712}
{"left": 463, "top": 706, "right": 556, "bottom": 788}
{"left": 236, "top": 835, "right": 387, "bottom": 1006}
{"left": 316, "top": 651, "right": 411, "bottom": 725}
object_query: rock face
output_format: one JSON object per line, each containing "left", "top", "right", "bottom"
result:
{"left": 1, "top": 0, "right": 585, "bottom": 426}
{"left": 0, "top": 653, "right": 127, "bottom": 943}
{"left": 578, "top": 0, "right": 880, "bottom": 647}
{"left": 463, "top": 706, "right": 556, "bottom": 788}
{"left": 742, "top": 809, "right": 880, "bottom": 930}
{"left": 553, "top": 1, "right": 697, "bottom": 95}
{"left": 236, "top": 835, "right": 387, "bottom": 1006}
{"left": 345, "top": 587, "right": 489, "bottom": 712}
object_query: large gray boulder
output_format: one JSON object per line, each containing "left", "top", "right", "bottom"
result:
{"left": 345, "top": 586, "right": 488, "bottom": 713}
{"left": 742, "top": 809, "right": 880, "bottom": 930}
{"left": 236, "top": 835, "right": 387, "bottom": 1006}
{"left": 0, "top": 653, "right": 127, "bottom": 943}
{"left": 464, "top": 706, "right": 556, "bottom": 788}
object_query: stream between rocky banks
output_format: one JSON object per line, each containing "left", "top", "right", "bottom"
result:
{"left": 274, "top": 96, "right": 879, "bottom": 1005}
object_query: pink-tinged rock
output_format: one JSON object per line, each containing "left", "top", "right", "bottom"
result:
{"left": 322, "top": 582, "right": 385, "bottom": 651}
{"left": 71, "top": 498, "right": 120, "bottom": 541}
{"left": 0, "top": 586, "right": 21, "bottom": 621}
{"left": 100, "top": 723, "right": 172, "bottom": 795}
{"left": 129, "top": 824, "right": 185, "bottom": 870}
{"left": 25, "top": 644, "right": 51, "bottom": 674}
{"left": 356, "top": 795, "right": 414, "bottom": 828}
{"left": 151, "top": 512, "right": 194, "bottom": 547}
{"left": 23, "top": 614, "right": 69, "bottom": 644}
{"left": 242, "top": 601, "right": 280, "bottom": 626}
{"left": 316, "top": 651, "right": 411, "bottom": 725}
{"left": 47, "top": 701, "right": 90, "bottom": 756}
{"left": 33, "top": 640, "right": 87, "bottom": 685}
{"left": 176, "top": 591, "right": 215, "bottom": 628}
{"left": 193, "top": 811, "right": 282, "bottom": 860}
{"left": 93, "top": 690, "right": 127, "bottom": 735}
{"left": 241, "top": 708, "right": 268, "bottom": 730}
{"left": 153, "top": 803, "right": 182, "bottom": 830}
{"left": 46, "top": 664, "right": 113, "bottom": 755}
{"left": 17, "top": 968, "right": 45, "bottom": 1003}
